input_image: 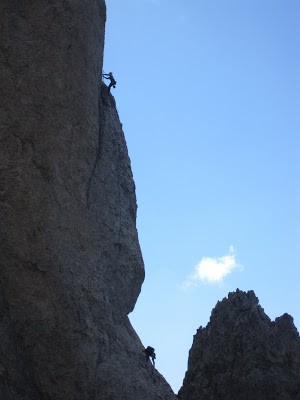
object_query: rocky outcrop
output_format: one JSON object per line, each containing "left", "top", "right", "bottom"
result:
{"left": 0, "top": 1, "right": 176, "bottom": 399}
{"left": 178, "top": 290, "right": 300, "bottom": 400}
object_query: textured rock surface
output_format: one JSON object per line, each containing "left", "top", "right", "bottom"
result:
{"left": 0, "top": 1, "right": 176, "bottom": 399}
{"left": 178, "top": 290, "right": 300, "bottom": 400}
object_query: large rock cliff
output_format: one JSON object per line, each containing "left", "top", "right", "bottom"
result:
{"left": 0, "top": 1, "right": 176, "bottom": 399}
{"left": 178, "top": 290, "right": 300, "bottom": 400}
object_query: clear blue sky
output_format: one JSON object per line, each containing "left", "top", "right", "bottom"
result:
{"left": 103, "top": 0, "right": 300, "bottom": 393}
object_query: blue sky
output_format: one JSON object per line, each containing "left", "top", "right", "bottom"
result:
{"left": 103, "top": 0, "right": 300, "bottom": 393}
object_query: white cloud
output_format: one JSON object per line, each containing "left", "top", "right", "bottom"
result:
{"left": 181, "top": 246, "right": 241, "bottom": 289}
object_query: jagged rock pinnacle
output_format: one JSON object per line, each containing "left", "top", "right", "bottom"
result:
{"left": 178, "top": 289, "right": 300, "bottom": 400}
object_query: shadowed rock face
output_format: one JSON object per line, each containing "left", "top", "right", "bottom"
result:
{"left": 178, "top": 290, "right": 300, "bottom": 400}
{"left": 0, "top": 1, "right": 176, "bottom": 399}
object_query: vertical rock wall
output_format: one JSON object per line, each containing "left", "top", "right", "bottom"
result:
{"left": 178, "top": 290, "right": 300, "bottom": 400}
{"left": 0, "top": 1, "right": 176, "bottom": 399}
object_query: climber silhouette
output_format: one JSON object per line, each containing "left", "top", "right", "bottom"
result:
{"left": 143, "top": 346, "right": 156, "bottom": 367}
{"left": 102, "top": 71, "right": 116, "bottom": 91}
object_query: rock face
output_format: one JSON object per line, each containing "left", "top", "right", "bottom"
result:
{"left": 178, "top": 290, "right": 300, "bottom": 400}
{"left": 0, "top": 1, "right": 176, "bottom": 399}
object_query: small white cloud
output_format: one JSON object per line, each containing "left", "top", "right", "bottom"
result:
{"left": 181, "top": 246, "right": 241, "bottom": 289}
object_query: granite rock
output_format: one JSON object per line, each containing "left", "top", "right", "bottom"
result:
{"left": 0, "top": 1, "right": 176, "bottom": 399}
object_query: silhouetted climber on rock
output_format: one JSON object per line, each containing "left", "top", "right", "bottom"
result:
{"left": 102, "top": 71, "right": 116, "bottom": 91}
{"left": 143, "top": 346, "right": 156, "bottom": 366}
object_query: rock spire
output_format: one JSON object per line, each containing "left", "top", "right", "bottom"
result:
{"left": 178, "top": 289, "right": 300, "bottom": 400}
